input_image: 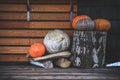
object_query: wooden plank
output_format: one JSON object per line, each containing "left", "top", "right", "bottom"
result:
{"left": 0, "top": 0, "right": 76, "bottom": 4}
{"left": 31, "top": 5, "right": 77, "bottom": 12}
{"left": 0, "top": 47, "right": 29, "bottom": 54}
{"left": 0, "top": 38, "right": 43, "bottom": 45}
{"left": 29, "top": 38, "right": 43, "bottom": 45}
{"left": 0, "top": 21, "right": 72, "bottom": 29}
{"left": 0, "top": 13, "right": 76, "bottom": 21}
{"left": 0, "top": 75, "right": 119, "bottom": 80}
{"left": 29, "top": 22, "right": 72, "bottom": 29}
{"left": 0, "top": 13, "right": 26, "bottom": 20}
{"left": 1, "top": 73, "right": 119, "bottom": 80}
{"left": 0, "top": 38, "right": 29, "bottom": 45}
{"left": 0, "top": 64, "right": 120, "bottom": 73}
{"left": 0, "top": 0, "right": 26, "bottom": 4}
{"left": 29, "top": 0, "right": 77, "bottom": 4}
{"left": 0, "top": 21, "right": 28, "bottom": 28}
{"left": 0, "top": 4, "right": 26, "bottom": 12}
{"left": 30, "top": 13, "right": 77, "bottom": 20}
{"left": 0, "top": 55, "right": 28, "bottom": 62}
{"left": 0, "top": 30, "right": 73, "bottom": 37}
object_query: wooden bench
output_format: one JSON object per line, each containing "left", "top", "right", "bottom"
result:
{"left": 0, "top": 63, "right": 120, "bottom": 80}
{"left": 0, "top": 0, "right": 120, "bottom": 80}
{"left": 0, "top": 0, "right": 77, "bottom": 62}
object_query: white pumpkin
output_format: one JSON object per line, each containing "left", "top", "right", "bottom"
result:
{"left": 43, "top": 30, "right": 70, "bottom": 53}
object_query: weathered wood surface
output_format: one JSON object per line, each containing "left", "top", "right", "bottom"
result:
{"left": 77, "top": 0, "right": 120, "bottom": 63}
{"left": 71, "top": 31, "right": 107, "bottom": 68}
{"left": 0, "top": 0, "right": 76, "bottom": 62}
{"left": 0, "top": 22, "right": 72, "bottom": 29}
{"left": 0, "top": 0, "right": 77, "bottom": 4}
{"left": 0, "top": 13, "right": 77, "bottom": 21}
{"left": 0, "top": 64, "right": 119, "bottom": 80}
{"left": 0, "top": 30, "right": 73, "bottom": 37}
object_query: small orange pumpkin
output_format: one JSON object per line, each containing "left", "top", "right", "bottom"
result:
{"left": 72, "top": 15, "right": 91, "bottom": 29}
{"left": 29, "top": 43, "right": 45, "bottom": 58}
{"left": 94, "top": 19, "right": 111, "bottom": 31}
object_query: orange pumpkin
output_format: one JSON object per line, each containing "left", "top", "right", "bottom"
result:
{"left": 94, "top": 19, "right": 111, "bottom": 31}
{"left": 29, "top": 43, "right": 45, "bottom": 58}
{"left": 72, "top": 15, "right": 91, "bottom": 29}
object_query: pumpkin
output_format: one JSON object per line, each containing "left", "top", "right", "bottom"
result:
{"left": 72, "top": 15, "right": 92, "bottom": 29}
{"left": 29, "top": 43, "right": 45, "bottom": 58}
{"left": 76, "top": 19, "right": 95, "bottom": 30}
{"left": 43, "top": 30, "right": 70, "bottom": 53}
{"left": 94, "top": 19, "right": 111, "bottom": 31}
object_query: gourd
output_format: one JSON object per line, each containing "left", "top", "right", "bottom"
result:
{"left": 43, "top": 30, "right": 70, "bottom": 53}
{"left": 29, "top": 43, "right": 45, "bottom": 58}
{"left": 72, "top": 15, "right": 95, "bottom": 30}
{"left": 94, "top": 19, "right": 111, "bottom": 31}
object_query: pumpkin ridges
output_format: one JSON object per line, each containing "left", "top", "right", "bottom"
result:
{"left": 72, "top": 15, "right": 91, "bottom": 29}
{"left": 29, "top": 43, "right": 45, "bottom": 58}
{"left": 94, "top": 19, "right": 111, "bottom": 31}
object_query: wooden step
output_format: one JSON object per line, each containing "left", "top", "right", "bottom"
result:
{"left": 0, "top": 64, "right": 119, "bottom": 80}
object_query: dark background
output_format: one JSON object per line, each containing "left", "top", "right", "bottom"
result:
{"left": 77, "top": 0, "right": 120, "bottom": 63}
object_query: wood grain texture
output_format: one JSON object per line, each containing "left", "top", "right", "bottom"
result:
{"left": 0, "top": 22, "right": 72, "bottom": 29}
{"left": 71, "top": 31, "right": 107, "bottom": 68}
{"left": 0, "top": 13, "right": 26, "bottom": 20}
{"left": 0, "top": 13, "right": 76, "bottom": 21}
{"left": 30, "top": 13, "right": 77, "bottom": 20}
{"left": 0, "top": 22, "right": 28, "bottom": 28}
{"left": 0, "top": 0, "right": 76, "bottom": 62}
{"left": 0, "top": 30, "right": 73, "bottom": 37}
{"left": 0, "top": 0, "right": 26, "bottom": 4}
{"left": 77, "top": 0, "right": 120, "bottom": 63}
{"left": 29, "top": 0, "right": 77, "bottom": 4}
{"left": 31, "top": 5, "right": 77, "bottom": 12}
{"left": 29, "top": 22, "right": 72, "bottom": 29}
{"left": 0, "top": 38, "right": 43, "bottom": 45}
{"left": 0, "top": 64, "right": 119, "bottom": 80}
{"left": 0, "top": 0, "right": 77, "bottom": 4}
{"left": 0, "top": 47, "right": 29, "bottom": 54}
{"left": 0, "top": 38, "right": 29, "bottom": 45}
{"left": 0, "top": 55, "right": 28, "bottom": 62}
{"left": 0, "top": 4, "right": 26, "bottom": 12}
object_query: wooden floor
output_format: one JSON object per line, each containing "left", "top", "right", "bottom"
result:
{"left": 0, "top": 63, "right": 120, "bottom": 80}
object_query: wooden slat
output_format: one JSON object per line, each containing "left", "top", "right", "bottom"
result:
{"left": 0, "top": 47, "right": 29, "bottom": 54}
{"left": 0, "top": 64, "right": 119, "bottom": 80}
{"left": 0, "top": 22, "right": 72, "bottom": 29}
{"left": 0, "top": 4, "right": 26, "bottom": 12}
{"left": 0, "top": 22, "right": 28, "bottom": 28}
{"left": 29, "top": 22, "right": 72, "bottom": 29}
{"left": 0, "top": 74, "right": 119, "bottom": 80}
{"left": 31, "top": 5, "right": 77, "bottom": 12}
{"left": 30, "top": 0, "right": 76, "bottom": 4}
{"left": 29, "top": 38, "right": 43, "bottom": 45}
{"left": 31, "top": 13, "right": 77, "bottom": 20}
{"left": 0, "top": 0, "right": 77, "bottom": 4}
{"left": 0, "top": 65, "right": 120, "bottom": 73}
{"left": 0, "top": 38, "right": 29, "bottom": 45}
{"left": 0, "top": 30, "right": 73, "bottom": 37}
{"left": 0, "top": 0, "right": 26, "bottom": 4}
{"left": 0, "top": 55, "right": 28, "bottom": 62}
{"left": 0, "top": 13, "right": 26, "bottom": 20}
{"left": 0, "top": 38, "right": 43, "bottom": 45}
{"left": 0, "top": 13, "right": 76, "bottom": 21}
